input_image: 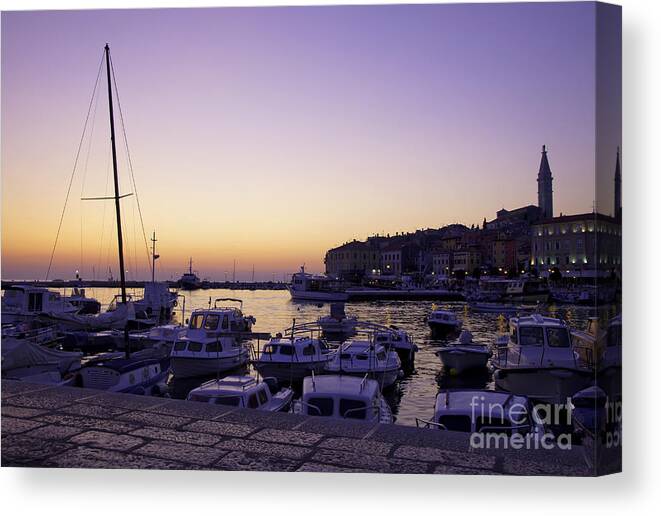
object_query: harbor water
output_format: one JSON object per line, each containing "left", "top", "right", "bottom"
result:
{"left": 58, "top": 287, "right": 619, "bottom": 427}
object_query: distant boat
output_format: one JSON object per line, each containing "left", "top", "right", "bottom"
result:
{"left": 287, "top": 266, "right": 348, "bottom": 302}
{"left": 178, "top": 258, "right": 202, "bottom": 290}
{"left": 427, "top": 308, "right": 462, "bottom": 338}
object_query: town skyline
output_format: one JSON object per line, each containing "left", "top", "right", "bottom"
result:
{"left": 1, "top": 4, "right": 620, "bottom": 280}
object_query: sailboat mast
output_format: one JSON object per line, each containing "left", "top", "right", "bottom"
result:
{"left": 105, "top": 44, "right": 127, "bottom": 306}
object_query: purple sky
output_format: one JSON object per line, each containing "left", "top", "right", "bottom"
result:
{"left": 1, "top": 3, "right": 621, "bottom": 280}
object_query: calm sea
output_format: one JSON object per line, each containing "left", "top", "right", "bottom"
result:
{"left": 58, "top": 286, "right": 619, "bottom": 427}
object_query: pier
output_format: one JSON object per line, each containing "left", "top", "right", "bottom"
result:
{"left": 1, "top": 380, "right": 594, "bottom": 475}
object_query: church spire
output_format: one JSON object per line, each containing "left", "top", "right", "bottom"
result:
{"left": 537, "top": 144, "right": 554, "bottom": 219}
{"left": 614, "top": 146, "right": 621, "bottom": 221}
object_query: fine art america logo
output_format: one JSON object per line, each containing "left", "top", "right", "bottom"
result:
{"left": 468, "top": 395, "right": 622, "bottom": 451}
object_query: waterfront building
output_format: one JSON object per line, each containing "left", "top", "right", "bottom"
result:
{"left": 431, "top": 249, "right": 453, "bottom": 276}
{"left": 452, "top": 250, "right": 481, "bottom": 273}
{"left": 324, "top": 240, "right": 381, "bottom": 280}
{"left": 381, "top": 241, "right": 421, "bottom": 275}
{"left": 530, "top": 212, "right": 621, "bottom": 278}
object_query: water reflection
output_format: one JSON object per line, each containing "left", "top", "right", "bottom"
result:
{"left": 62, "top": 287, "right": 616, "bottom": 427}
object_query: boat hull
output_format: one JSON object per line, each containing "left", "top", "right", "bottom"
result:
{"left": 288, "top": 289, "right": 349, "bottom": 302}
{"left": 323, "top": 368, "right": 400, "bottom": 389}
{"left": 494, "top": 366, "right": 594, "bottom": 403}
{"left": 254, "top": 360, "right": 329, "bottom": 383}
{"left": 428, "top": 321, "right": 461, "bottom": 339}
{"left": 170, "top": 353, "right": 249, "bottom": 379}
{"left": 437, "top": 348, "right": 490, "bottom": 374}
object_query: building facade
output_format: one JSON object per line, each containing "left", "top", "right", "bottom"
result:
{"left": 530, "top": 213, "right": 621, "bottom": 277}
{"left": 324, "top": 240, "right": 381, "bottom": 279}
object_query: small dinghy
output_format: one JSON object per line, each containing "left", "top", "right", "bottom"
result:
{"left": 187, "top": 375, "right": 293, "bottom": 412}
{"left": 435, "top": 330, "right": 491, "bottom": 375}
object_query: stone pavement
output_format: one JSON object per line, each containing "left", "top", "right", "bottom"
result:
{"left": 1, "top": 380, "right": 593, "bottom": 475}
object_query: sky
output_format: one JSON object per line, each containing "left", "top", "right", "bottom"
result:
{"left": 1, "top": 3, "right": 621, "bottom": 281}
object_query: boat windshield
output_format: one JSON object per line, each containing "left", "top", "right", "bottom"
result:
{"left": 340, "top": 399, "right": 367, "bottom": 420}
{"left": 213, "top": 396, "right": 242, "bottom": 407}
{"left": 518, "top": 326, "right": 544, "bottom": 346}
{"left": 438, "top": 415, "right": 472, "bottom": 432}
{"left": 190, "top": 313, "right": 204, "bottom": 329}
{"left": 307, "top": 397, "right": 334, "bottom": 417}
{"left": 546, "top": 328, "right": 571, "bottom": 348}
{"left": 203, "top": 314, "right": 220, "bottom": 330}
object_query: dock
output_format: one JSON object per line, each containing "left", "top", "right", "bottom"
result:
{"left": 1, "top": 380, "right": 596, "bottom": 474}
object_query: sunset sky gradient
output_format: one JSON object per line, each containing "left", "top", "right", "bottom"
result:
{"left": 1, "top": 3, "right": 620, "bottom": 281}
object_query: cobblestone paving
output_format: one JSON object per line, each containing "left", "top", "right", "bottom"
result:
{"left": 1, "top": 380, "right": 594, "bottom": 475}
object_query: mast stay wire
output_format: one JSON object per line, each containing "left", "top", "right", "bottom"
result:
{"left": 45, "top": 51, "right": 104, "bottom": 280}
{"left": 109, "top": 52, "right": 152, "bottom": 279}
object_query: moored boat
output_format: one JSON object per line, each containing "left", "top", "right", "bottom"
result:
{"left": 294, "top": 374, "right": 393, "bottom": 424}
{"left": 435, "top": 330, "right": 491, "bottom": 374}
{"left": 493, "top": 314, "right": 593, "bottom": 402}
{"left": 325, "top": 339, "right": 401, "bottom": 389}
{"left": 186, "top": 375, "right": 293, "bottom": 411}
{"left": 287, "top": 266, "right": 348, "bottom": 302}
{"left": 416, "top": 389, "right": 545, "bottom": 437}
{"left": 427, "top": 308, "right": 462, "bottom": 338}
{"left": 253, "top": 335, "right": 334, "bottom": 383}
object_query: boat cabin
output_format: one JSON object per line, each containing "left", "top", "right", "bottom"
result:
{"left": 429, "top": 390, "right": 542, "bottom": 435}
{"left": 299, "top": 375, "right": 390, "bottom": 423}
{"left": 2, "top": 285, "right": 76, "bottom": 316}
{"left": 186, "top": 376, "right": 291, "bottom": 411}
{"left": 186, "top": 304, "right": 254, "bottom": 338}
{"left": 260, "top": 337, "right": 331, "bottom": 362}
{"left": 499, "top": 314, "right": 583, "bottom": 368}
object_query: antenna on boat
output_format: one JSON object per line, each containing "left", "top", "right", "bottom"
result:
{"left": 151, "top": 231, "right": 159, "bottom": 283}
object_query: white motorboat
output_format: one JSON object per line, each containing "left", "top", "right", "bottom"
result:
{"left": 187, "top": 375, "right": 293, "bottom": 412}
{"left": 373, "top": 327, "right": 418, "bottom": 372}
{"left": 435, "top": 330, "right": 491, "bottom": 374}
{"left": 169, "top": 307, "right": 253, "bottom": 378}
{"left": 287, "top": 266, "right": 348, "bottom": 302}
{"left": 318, "top": 302, "right": 357, "bottom": 341}
{"left": 416, "top": 389, "right": 545, "bottom": 437}
{"left": 76, "top": 355, "right": 168, "bottom": 396}
{"left": 62, "top": 287, "right": 101, "bottom": 314}
{"left": 133, "top": 282, "right": 178, "bottom": 324}
{"left": 1, "top": 285, "right": 78, "bottom": 324}
{"left": 325, "top": 340, "right": 401, "bottom": 389}
{"left": 493, "top": 314, "right": 593, "bottom": 402}
{"left": 253, "top": 336, "right": 334, "bottom": 383}
{"left": 294, "top": 374, "right": 393, "bottom": 424}
{"left": 427, "top": 308, "right": 462, "bottom": 338}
